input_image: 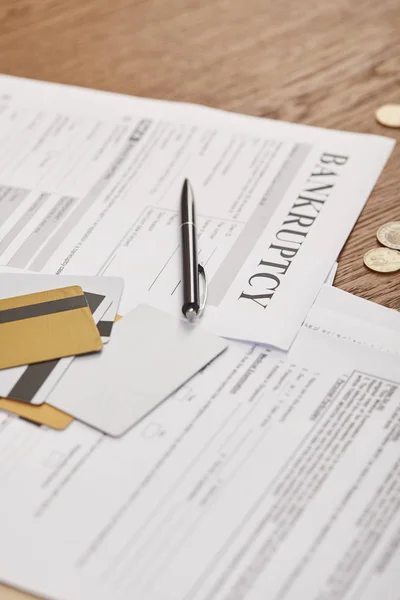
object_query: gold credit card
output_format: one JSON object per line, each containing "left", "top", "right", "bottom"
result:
{"left": 0, "top": 286, "right": 103, "bottom": 370}
{"left": 0, "top": 398, "right": 73, "bottom": 430}
{"left": 0, "top": 583, "right": 41, "bottom": 599}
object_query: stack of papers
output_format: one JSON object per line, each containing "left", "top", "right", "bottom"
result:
{"left": 0, "top": 74, "right": 394, "bottom": 349}
{"left": 0, "top": 283, "right": 399, "bottom": 600}
{"left": 0, "top": 75, "right": 398, "bottom": 600}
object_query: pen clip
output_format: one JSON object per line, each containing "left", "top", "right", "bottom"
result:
{"left": 197, "top": 264, "right": 207, "bottom": 318}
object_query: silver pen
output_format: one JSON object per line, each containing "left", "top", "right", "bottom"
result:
{"left": 180, "top": 179, "right": 207, "bottom": 321}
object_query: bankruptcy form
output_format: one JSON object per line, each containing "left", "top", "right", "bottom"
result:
{"left": 0, "top": 75, "right": 394, "bottom": 348}
{"left": 0, "top": 285, "right": 399, "bottom": 600}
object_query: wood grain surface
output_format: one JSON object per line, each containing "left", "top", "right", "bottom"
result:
{"left": 0, "top": 0, "right": 399, "bottom": 598}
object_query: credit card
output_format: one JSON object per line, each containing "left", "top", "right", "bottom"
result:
{"left": 0, "top": 286, "right": 102, "bottom": 370}
{"left": 0, "top": 398, "right": 73, "bottom": 430}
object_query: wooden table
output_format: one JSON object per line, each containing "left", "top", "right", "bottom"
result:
{"left": 0, "top": 0, "right": 399, "bottom": 598}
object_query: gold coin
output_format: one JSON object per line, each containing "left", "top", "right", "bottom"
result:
{"left": 375, "top": 104, "right": 400, "bottom": 128}
{"left": 377, "top": 221, "right": 400, "bottom": 250}
{"left": 363, "top": 247, "right": 400, "bottom": 272}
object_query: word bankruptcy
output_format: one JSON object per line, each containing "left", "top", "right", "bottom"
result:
{"left": 240, "top": 152, "right": 349, "bottom": 309}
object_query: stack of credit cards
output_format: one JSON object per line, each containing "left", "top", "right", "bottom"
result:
{"left": 0, "top": 268, "right": 124, "bottom": 430}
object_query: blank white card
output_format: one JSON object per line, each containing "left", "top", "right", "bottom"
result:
{"left": 48, "top": 304, "right": 228, "bottom": 436}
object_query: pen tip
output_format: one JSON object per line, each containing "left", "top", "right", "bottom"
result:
{"left": 181, "top": 178, "right": 195, "bottom": 218}
{"left": 181, "top": 178, "right": 193, "bottom": 201}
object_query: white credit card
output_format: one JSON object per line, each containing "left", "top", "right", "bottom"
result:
{"left": 0, "top": 270, "right": 124, "bottom": 405}
{"left": 48, "top": 304, "right": 228, "bottom": 436}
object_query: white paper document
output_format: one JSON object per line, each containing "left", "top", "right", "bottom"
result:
{"left": 48, "top": 304, "right": 228, "bottom": 436}
{"left": 0, "top": 284, "right": 400, "bottom": 600}
{"left": 0, "top": 75, "right": 394, "bottom": 348}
